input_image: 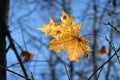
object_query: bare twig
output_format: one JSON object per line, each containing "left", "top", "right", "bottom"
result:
{"left": 7, "top": 61, "right": 26, "bottom": 68}
{"left": 63, "top": 63, "right": 71, "bottom": 80}
{"left": 88, "top": 48, "right": 120, "bottom": 80}
{"left": 105, "top": 36, "right": 120, "bottom": 63}
{"left": 104, "top": 22, "right": 120, "bottom": 33}
{"left": 105, "top": 28, "right": 113, "bottom": 80}
{"left": 6, "top": 44, "right": 11, "bottom": 53}
{"left": 0, "top": 66, "right": 31, "bottom": 80}
{"left": 76, "top": 72, "right": 88, "bottom": 80}
{"left": 21, "top": 29, "right": 28, "bottom": 51}
{"left": 104, "top": 23, "right": 120, "bottom": 63}
{"left": 96, "top": 67, "right": 103, "bottom": 80}
{"left": 31, "top": 72, "right": 35, "bottom": 80}
{"left": 6, "top": 24, "right": 29, "bottom": 80}
{"left": 14, "top": 40, "right": 23, "bottom": 51}
{"left": 7, "top": 60, "right": 49, "bottom": 68}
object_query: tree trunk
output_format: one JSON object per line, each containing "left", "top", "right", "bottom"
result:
{"left": 0, "top": 0, "right": 9, "bottom": 80}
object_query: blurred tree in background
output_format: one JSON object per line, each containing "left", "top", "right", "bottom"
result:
{"left": 0, "top": 0, "right": 9, "bottom": 80}
{"left": 1, "top": 0, "right": 120, "bottom": 80}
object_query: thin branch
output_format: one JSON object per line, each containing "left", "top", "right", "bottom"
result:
{"left": 88, "top": 48, "right": 120, "bottom": 80}
{"left": 96, "top": 67, "right": 103, "bottom": 80}
{"left": 104, "top": 23, "right": 120, "bottom": 62}
{"left": 21, "top": 29, "right": 28, "bottom": 51}
{"left": 13, "top": 40, "right": 24, "bottom": 51}
{"left": 6, "top": 44, "right": 11, "bottom": 53}
{"left": 6, "top": 24, "right": 29, "bottom": 80}
{"left": 105, "top": 27, "right": 113, "bottom": 80}
{"left": 70, "top": 62, "right": 73, "bottom": 80}
{"left": 105, "top": 36, "right": 120, "bottom": 63}
{"left": 7, "top": 61, "right": 26, "bottom": 68}
{"left": 31, "top": 72, "right": 35, "bottom": 80}
{"left": 63, "top": 63, "right": 71, "bottom": 80}
{"left": 7, "top": 60, "right": 49, "bottom": 68}
{"left": 76, "top": 72, "right": 88, "bottom": 80}
{"left": 51, "top": 52, "right": 69, "bottom": 66}
{"left": 0, "top": 66, "right": 31, "bottom": 80}
{"left": 104, "top": 22, "right": 120, "bottom": 33}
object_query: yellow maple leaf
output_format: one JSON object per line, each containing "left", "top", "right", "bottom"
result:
{"left": 39, "top": 19, "right": 69, "bottom": 40}
{"left": 39, "top": 10, "right": 91, "bottom": 62}
{"left": 39, "top": 11, "right": 82, "bottom": 40}
{"left": 49, "top": 37, "right": 91, "bottom": 62}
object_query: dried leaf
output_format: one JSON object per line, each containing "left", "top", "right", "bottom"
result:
{"left": 98, "top": 46, "right": 108, "bottom": 56}
{"left": 21, "top": 51, "right": 35, "bottom": 62}
{"left": 49, "top": 37, "right": 91, "bottom": 62}
{"left": 39, "top": 10, "right": 91, "bottom": 62}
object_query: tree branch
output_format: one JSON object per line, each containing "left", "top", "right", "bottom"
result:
{"left": 0, "top": 66, "right": 31, "bottom": 80}
{"left": 104, "top": 22, "right": 120, "bottom": 33}
{"left": 6, "top": 24, "right": 29, "bottom": 80}
{"left": 88, "top": 48, "right": 120, "bottom": 80}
